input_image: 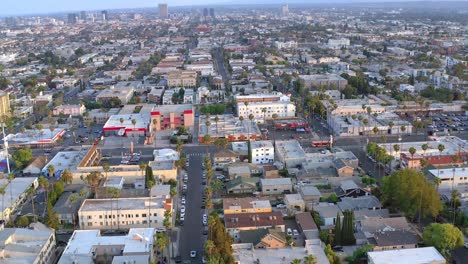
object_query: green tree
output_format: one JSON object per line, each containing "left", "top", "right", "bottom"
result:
{"left": 303, "top": 255, "right": 317, "bottom": 264}
{"left": 333, "top": 212, "right": 342, "bottom": 246}
{"left": 17, "top": 215, "right": 30, "bottom": 227}
{"left": 341, "top": 210, "right": 355, "bottom": 245}
{"left": 155, "top": 232, "right": 169, "bottom": 262}
{"left": 81, "top": 171, "right": 103, "bottom": 198}
{"left": 47, "top": 165, "right": 55, "bottom": 177}
{"left": 0, "top": 185, "right": 6, "bottom": 221}
{"left": 61, "top": 169, "right": 73, "bottom": 184}
{"left": 423, "top": 223, "right": 463, "bottom": 256}
{"left": 145, "top": 165, "right": 155, "bottom": 188}
{"left": 290, "top": 259, "right": 301, "bottom": 264}
{"left": 45, "top": 202, "right": 60, "bottom": 229}
{"left": 12, "top": 148, "right": 33, "bottom": 169}
{"left": 381, "top": 169, "right": 442, "bottom": 219}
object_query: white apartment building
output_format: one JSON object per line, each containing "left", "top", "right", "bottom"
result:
{"left": 275, "top": 41, "right": 298, "bottom": 50}
{"left": 237, "top": 101, "right": 296, "bottom": 123}
{"left": 0, "top": 177, "right": 38, "bottom": 222}
{"left": 250, "top": 140, "right": 275, "bottom": 164}
{"left": 162, "top": 88, "right": 194, "bottom": 105}
{"left": 78, "top": 197, "right": 172, "bottom": 230}
{"left": 327, "top": 38, "right": 350, "bottom": 49}
{"left": 0, "top": 223, "right": 56, "bottom": 264}
{"left": 428, "top": 167, "right": 468, "bottom": 197}
{"left": 59, "top": 228, "right": 155, "bottom": 264}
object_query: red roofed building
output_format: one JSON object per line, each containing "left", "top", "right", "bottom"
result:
{"left": 224, "top": 211, "right": 285, "bottom": 239}
{"left": 401, "top": 152, "right": 465, "bottom": 170}
{"left": 150, "top": 105, "right": 194, "bottom": 131}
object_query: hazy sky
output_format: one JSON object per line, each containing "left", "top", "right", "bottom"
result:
{"left": 1, "top": 0, "right": 467, "bottom": 16}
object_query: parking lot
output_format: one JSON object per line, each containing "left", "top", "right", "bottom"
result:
{"left": 429, "top": 112, "right": 468, "bottom": 134}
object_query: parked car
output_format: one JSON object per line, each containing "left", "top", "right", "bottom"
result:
{"left": 293, "top": 229, "right": 299, "bottom": 236}
{"left": 276, "top": 204, "right": 286, "bottom": 209}
{"left": 190, "top": 251, "right": 197, "bottom": 258}
{"left": 287, "top": 228, "right": 292, "bottom": 236}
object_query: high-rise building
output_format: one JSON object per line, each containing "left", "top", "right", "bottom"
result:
{"left": 209, "top": 8, "right": 215, "bottom": 18}
{"left": 101, "top": 10, "right": 108, "bottom": 21}
{"left": 80, "top": 11, "right": 87, "bottom": 21}
{"left": 203, "top": 8, "right": 209, "bottom": 17}
{"left": 67, "top": 13, "right": 77, "bottom": 24}
{"left": 0, "top": 91, "right": 10, "bottom": 117}
{"left": 281, "top": 4, "right": 289, "bottom": 16}
{"left": 159, "top": 4, "right": 168, "bottom": 18}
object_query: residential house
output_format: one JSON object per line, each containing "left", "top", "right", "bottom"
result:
{"left": 337, "top": 195, "right": 382, "bottom": 211}
{"left": 370, "top": 230, "right": 419, "bottom": 251}
{"left": 359, "top": 217, "right": 411, "bottom": 239}
{"left": 335, "top": 180, "right": 370, "bottom": 198}
{"left": 238, "top": 229, "right": 287, "bottom": 249}
{"left": 226, "top": 177, "right": 259, "bottom": 194}
{"left": 295, "top": 212, "right": 319, "bottom": 239}
{"left": 313, "top": 204, "right": 343, "bottom": 228}
{"left": 284, "top": 194, "right": 305, "bottom": 213}
{"left": 227, "top": 163, "right": 263, "bottom": 179}
{"left": 260, "top": 178, "right": 292, "bottom": 195}
{"left": 23, "top": 156, "right": 48, "bottom": 175}
{"left": 333, "top": 159, "right": 355, "bottom": 177}
{"left": 223, "top": 197, "right": 271, "bottom": 214}
{"left": 299, "top": 186, "right": 322, "bottom": 203}
{"left": 214, "top": 149, "right": 238, "bottom": 169}
{"left": 224, "top": 212, "right": 285, "bottom": 239}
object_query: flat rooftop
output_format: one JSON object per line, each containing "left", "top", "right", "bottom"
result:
{"left": 429, "top": 167, "right": 468, "bottom": 180}
{"left": 198, "top": 114, "right": 261, "bottom": 137}
{"left": 223, "top": 197, "right": 271, "bottom": 211}
{"left": 251, "top": 140, "right": 274, "bottom": 149}
{"left": 4, "top": 128, "right": 65, "bottom": 145}
{"left": 59, "top": 228, "right": 154, "bottom": 264}
{"left": 43, "top": 149, "right": 88, "bottom": 174}
{"left": 153, "top": 148, "right": 180, "bottom": 162}
{"left": 367, "top": 247, "right": 445, "bottom": 264}
{"left": 275, "top": 140, "right": 307, "bottom": 160}
{"left": 0, "top": 224, "right": 54, "bottom": 264}
{"left": 0, "top": 177, "right": 37, "bottom": 219}
{"left": 79, "top": 197, "right": 167, "bottom": 212}
{"left": 103, "top": 114, "right": 150, "bottom": 130}
{"left": 380, "top": 136, "right": 468, "bottom": 158}
{"left": 151, "top": 104, "right": 194, "bottom": 114}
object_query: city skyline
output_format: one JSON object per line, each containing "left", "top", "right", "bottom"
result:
{"left": 2, "top": 0, "right": 468, "bottom": 16}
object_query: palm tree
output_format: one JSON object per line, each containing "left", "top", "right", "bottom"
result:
{"left": 106, "top": 187, "right": 120, "bottom": 230}
{"left": 155, "top": 232, "right": 169, "bottom": 262}
{"left": 205, "top": 120, "right": 211, "bottom": 139}
{"left": 7, "top": 174, "right": 14, "bottom": 220}
{"left": 35, "top": 124, "right": 43, "bottom": 148}
{"left": 303, "top": 255, "right": 317, "bottom": 264}
{"left": 119, "top": 117, "right": 125, "bottom": 146}
{"left": 261, "top": 107, "right": 267, "bottom": 124}
{"left": 248, "top": 114, "right": 255, "bottom": 139}
{"left": 421, "top": 143, "right": 429, "bottom": 157}
{"left": 400, "top": 125, "right": 406, "bottom": 134}
{"left": 47, "top": 165, "right": 55, "bottom": 178}
{"left": 61, "top": 169, "right": 73, "bottom": 184}
{"left": 409, "top": 147, "right": 416, "bottom": 159}
{"left": 38, "top": 176, "right": 49, "bottom": 207}
{"left": 290, "top": 259, "right": 301, "bottom": 264}
{"left": 102, "top": 163, "right": 110, "bottom": 179}
{"left": 81, "top": 171, "right": 103, "bottom": 198}
{"left": 69, "top": 194, "right": 77, "bottom": 227}
{"left": 388, "top": 121, "right": 394, "bottom": 135}
{"left": 393, "top": 144, "right": 401, "bottom": 168}
{"left": 27, "top": 187, "right": 36, "bottom": 222}
{"left": 214, "top": 115, "right": 220, "bottom": 133}
{"left": 272, "top": 113, "right": 278, "bottom": 142}
{"left": 139, "top": 162, "right": 146, "bottom": 177}
{"left": 373, "top": 126, "right": 379, "bottom": 136}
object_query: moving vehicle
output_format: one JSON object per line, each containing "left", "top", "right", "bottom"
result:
{"left": 190, "top": 251, "right": 197, "bottom": 258}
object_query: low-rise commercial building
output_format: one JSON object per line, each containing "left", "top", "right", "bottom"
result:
{"left": 96, "top": 81, "right": 140, "bottom": 104}
{"left": 260, "top": 178, "right": 292, "bottom": 195}
{"left": 84, "top": 108, "right": 120, "bottom": 124}
{"left": 299, "top": 74, "right": 348, "bottom": 90}
{"left": 167, "top": 70, "right": 197, "bottom": 87}
{"left": 198, "top": 114, "right": 261, "bottom": 143}
{"left": 150, "top": 104, "right": 194, "bottom": 131}
{"left": 78, "top": 197, "right": 172, "bottom": 230}
{"left": 59, "top": 228, "right": 155, "bottom": 264}
{"left": 102, "top": 113, "right": 150, "bottom": 137}
{"left": 367, "top": 247, "right": 446, "bottom": 264}
{"left": 53, "top": 104, "right": 86, "bottom": 116}
{"left": 275, "top": 140, "right": 307, "bottom": 168}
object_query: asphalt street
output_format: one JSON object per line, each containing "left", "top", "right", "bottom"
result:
{"left": 177, "top": 146, "right": 215, "bottom": 263}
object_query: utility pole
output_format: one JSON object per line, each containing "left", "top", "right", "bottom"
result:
{"left": 2, "top": 123, "right": 11, "bottom": 174}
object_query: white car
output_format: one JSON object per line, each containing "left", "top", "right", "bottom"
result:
{"left": 181, "top": 197, "right": 186, "bottom": 205}
{"left": 276, "top": 204, "right": 286, "bottom": 209}
{"left": 180, "top": 215, "right": 185, "bottom": 221}
{"left": 180, "top": 205, "right": 186, "bottom": 213}
{"left": 293, "top": 229, "right": 299, "bottom": 236}
{"left": 287, "top": 228, "right": 292, "bottom": 236}
{"left": 183, "top": 184, "right": 187, "bottom": 190}
{"left": 190, "top": 251, "right": 197, "bottom": 258}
